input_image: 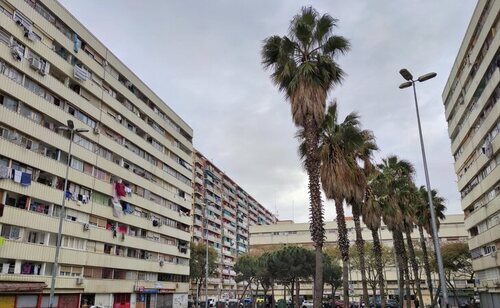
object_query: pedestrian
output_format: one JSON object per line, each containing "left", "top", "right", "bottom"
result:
{"left": 415, "top": 299, "right": 420, "bottom": 308}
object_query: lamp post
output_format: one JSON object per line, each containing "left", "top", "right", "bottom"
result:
{"left": 205, "top": 203, "right": 209, "bottom": 308}
{"left": 49, "top": 120, "right": 89, "bottom": 308}
{"left": 398, "top": 69, "right": 449, "bottom": 307}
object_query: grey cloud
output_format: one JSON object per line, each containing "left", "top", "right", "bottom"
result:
{"left": 60, "top": 0, "right": 475, "bottom": 223}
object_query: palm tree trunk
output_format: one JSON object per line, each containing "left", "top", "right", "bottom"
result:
{"left": 404, "top": 226, "right": 424, "bottom": 307}
{"left": 353, "top": 204, "right": 369, "bottom": 306}
{"left": 335, "top": 197, "right": 350, "bottom": 306}
{"left": 371, "top": 229, "right": 386, "bottom": 308}
{"left": 418, "top": 225, "right": 434, "bottom": 307}
{"left": 392, "top": 232, "right": 404, "bottom": 308}
{"left": 395, "top": 231, "right": 411, "bottom": 308}
{"left": 304, "top": 116, "right": 325, "bottom": 308}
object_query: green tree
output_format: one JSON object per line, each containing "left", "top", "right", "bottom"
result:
{"left": 189, "top": 241, "right": 219, "bottom": 304}
{"left": 416, "top": 186, "right": 446, "bottom": 307}
{"left": 324, "top": 253, "right": 342, "bottom": 300}
{"left": 437, "top": 242, "right": 474, "bottom": 307}
{"left": 349, "top": 242, "right": 392, "bottom": 303}
{"left": 234, "top": 254, "right": 259, "bottom": 302}
{"left": 272, "top": 246, "right": 314, "bottom": 308}
{"left": 262, "top": 7, "right": 349, "bottom": 306}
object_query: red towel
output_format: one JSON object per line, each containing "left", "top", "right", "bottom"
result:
{"left": 116, "top": 182, "right": 126, "bottom": 197}
{"left": 117, "top": 225, "right": 127, "bottom": 233}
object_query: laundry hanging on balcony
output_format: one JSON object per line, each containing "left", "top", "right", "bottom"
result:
{"left": 20, "top": 172, "right": 31, "bottom": 186}
{"left": 111, "top": 199, "right": 123, "bottom": 218}
{"left": 73, "top": 65, "right": 89, "bottom": 81}
{"left": 0, "top": 165, "right": 11, "bottom": 179}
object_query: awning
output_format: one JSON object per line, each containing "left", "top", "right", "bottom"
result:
{"left": 0, "top": 282, "right": 47, "bottom": 292}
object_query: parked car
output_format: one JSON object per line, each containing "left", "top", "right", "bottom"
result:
{"left": 302, "top": 300, "right": 314, "bottom": 307}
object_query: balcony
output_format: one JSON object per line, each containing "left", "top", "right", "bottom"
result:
{"left": 223, "top": 259, "right": 234, "bottom": 267}
{"left": 207, "top": 277, "right": 221, "bottom": 284}
{"left": 208, "top": 204, "right": 222, "bottom": 216}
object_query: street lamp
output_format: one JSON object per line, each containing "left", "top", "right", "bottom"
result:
{"left": 398, "top": 69, "right": 449, "bottom": 307}
{"left": 205, "top": 202, "right": 209, "bottom": 308}
{"left": 49, "top": 120, "right": 89, "bottom": 308}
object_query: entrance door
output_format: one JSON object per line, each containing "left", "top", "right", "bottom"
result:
{"left": 113, "top": 293, "right": 131, "bottom": 308}
{"left": 58, "top": 294, "right": 80, "bottom": 308}
{"left": 157, "top": 294, "right": 173, "bottom": 308}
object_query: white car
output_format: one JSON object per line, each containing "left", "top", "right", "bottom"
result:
{"left": 302, "top": 300, "right": 314, "bottom": 308}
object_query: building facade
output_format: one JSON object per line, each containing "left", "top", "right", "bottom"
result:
{"left": 250, "top": 214, "right": 468, "bottom": 303}
{"left": 441, "top": 0, "right": 500, "bottom": 304}
{"left": 0, "top": 0, "right": 194, "bottom": 307}
{"left": 191, "top": 150, "right": 276, "bottom": 300}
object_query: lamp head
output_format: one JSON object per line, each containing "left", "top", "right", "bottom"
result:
{"left": 399, "top": 81, "right": 413, "bottom": 89}
{"left": 418, "top": 72, "right": 437, "bottom": 82}
{"left": 399, "top": 69, "right": 413, "bottom": 81}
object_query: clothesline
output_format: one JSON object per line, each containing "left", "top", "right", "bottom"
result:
{"left": 0, "top": 165, "right": 32, "bottom": 186}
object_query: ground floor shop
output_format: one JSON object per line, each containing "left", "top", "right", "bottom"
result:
{"left": 0, "top": 292, "right": 188, "bottom": 308}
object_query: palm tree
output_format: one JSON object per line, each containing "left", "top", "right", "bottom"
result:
{"left": 377, "top": 156, "right": 414, "bottom": 308}
{"left": 416, "top": 186, "right": 446, "bottom": 307}
{"left": 315, "top": 102, "right": 366, "bottom": 305}
{"left": 351, "top": 130, "right": 378, "bottom": 306}
{"left": 261, "top": 7, "right": 350, "bottom": 306}
{"left": 400, "top": 183, "right": 425, "bottom": 307}
{"left": 363, "top": 168, "right": 387, "bottom": 308}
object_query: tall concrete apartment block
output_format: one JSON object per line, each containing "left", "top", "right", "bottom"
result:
{"left": 442, "top": 0, "right": 499, "bottom": 304}
{"left": 0, "top": 0, "right": 194, "bottom": 307}
{"left": 192, "top": 151, "right": 276, "bottom": 299}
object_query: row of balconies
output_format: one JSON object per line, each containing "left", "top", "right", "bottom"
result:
{"left": 0, "top": 42, "right": 193, "bottom": 193}
{"left": 0, "top": 84, "right": 193, "bottom": 217}
{"left": 1, "top": 205, "right": 189, "bottom": 259}
{"left": 13, "top": 1, "right": 193, "bottom": 156}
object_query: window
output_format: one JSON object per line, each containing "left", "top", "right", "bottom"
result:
{"left": 89, "top": 215, "right": 106, "bottom": 228}
{"left": 86, "top": 241, "right": 96, "bottom": 252}
{"left": 73, "top": 134, "right": 93, "bottom": 151}
{"left": 59, "top": 265, "right": 82, "bottom": 277}
{"left": 1, "top": 95, "right": 18, "bottom": 111}
{"left": 1, "top": 225, "right": 21, "bottom": 240}
{"left": 62, "top": 236, "right": 84, "bottom": 250}
{"left": 84, "top": 267, "right": 102, "bottom": 279}
{"left": 91, "top": 192, "right": 107, "bottom": 205}
{"left": 27, "top": 231, "right": 45, "bottom": 245}
{"left": 70, "top": 157, "right": 84, "bottom": 172}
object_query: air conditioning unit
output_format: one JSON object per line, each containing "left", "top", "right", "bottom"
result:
{"left": 159, "top": 260, "right": 164, "bottom": 267}
{"left": 76, "top": 277, "right": 85, "bottom": 285}
{"left": 145, "top": 252, "right": 151, "bottom": 260}
{"left": 491, "top": 250, "right": 497, "bottom": 257}
{"left": 29, "top": 57, "right": 42, "bottom": 71}
{"left": 83, "top": 223, "right": 90, "bottom": 231}
{"left": 25, "top": 30, "right": 38, "bottom": 42}
{"left": 39, "top": 62, "right": 50, "bottom": 76}
{"left": 93, "top": 127, "right": 100, "bottom": 135}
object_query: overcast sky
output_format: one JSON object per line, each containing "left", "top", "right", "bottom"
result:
{"left": 60, "top": 0, "right": 476, "bottom": 223}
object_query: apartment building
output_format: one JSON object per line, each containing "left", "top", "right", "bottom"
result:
{"left": 191, "top": 150, "right": 276, "bottom": 300}
{"left": 441, "top": 0, "right": 499, "bottom": 305}
{"left": 0, "top": 0, "right": 194, "bottom": 307}
{"left": 250, "top": 214, "right": 469, "bottom": 303}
